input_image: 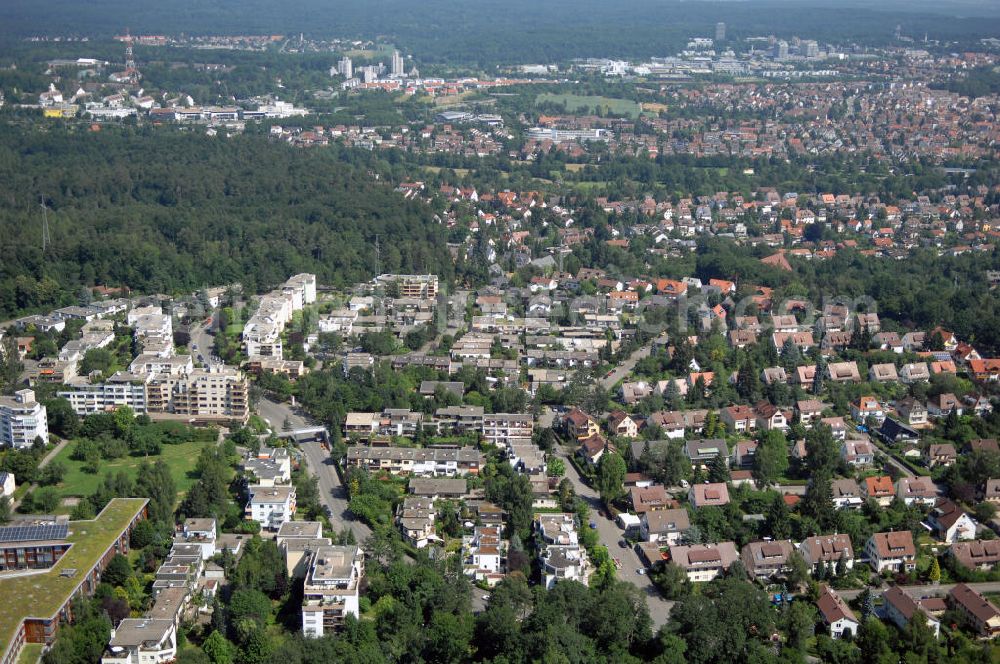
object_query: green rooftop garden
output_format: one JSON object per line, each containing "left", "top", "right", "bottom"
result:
{"left": 0, "top": 498, "right": 147, "bottom": 653}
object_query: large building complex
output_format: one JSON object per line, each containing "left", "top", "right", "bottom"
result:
{"left": 0, "top": 499, "right": 148, "bottom": 664}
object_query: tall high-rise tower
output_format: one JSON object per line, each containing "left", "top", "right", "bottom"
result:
{"left": 391, "top": 50, "right": 404, "bottom": 78}
{"left": 715, "top": 22, "right": 726, "bottom": 42}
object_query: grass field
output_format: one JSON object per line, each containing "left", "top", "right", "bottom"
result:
{"left": 49, "top": 439, "right": 210, "bottom": 509}
{"left": 535, "top": 93, "right": 641, "bottom": 119}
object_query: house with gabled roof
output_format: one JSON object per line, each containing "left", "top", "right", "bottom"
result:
{"left": 688, "top": 482, "right": 730, "bottom": 509}
{"left": 896, "top": 476, "right": 937, "bottom": 506}
{"left": 799, "top": 534, "right": 854, "bottom": 573}
{"left": 883, "top": 586, "right": 941, "bottom": 638}
{"left": 862, "top": 476, "right": 895, "bottom": 506}
{"left": 928, "top": 499, "right": 976, "bottom": 543}
{"left": 816, "top": 584, "right": 859, "bottom": 639}
{"left": 866, "top": 531, "right": 916, "bottom": 573}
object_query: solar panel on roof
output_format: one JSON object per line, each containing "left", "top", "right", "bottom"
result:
{"left": 0, "top": 523, "right": 68, "bottom": 543}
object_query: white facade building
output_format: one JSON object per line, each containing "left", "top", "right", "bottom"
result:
{"left": 302, "top": 545, "right": 364, "bottom": 638}
{"left": 0, "top": 389, "right": 48, "bottom": 449}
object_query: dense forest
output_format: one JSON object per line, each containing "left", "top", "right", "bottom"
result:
{"left": 0, "top": 123, "right": 453, "bottom": 318}
{"left": 1, "top": 0, "right": 999, "bottom": 66}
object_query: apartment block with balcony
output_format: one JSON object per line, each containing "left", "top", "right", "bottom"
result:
{"left": 302, "top": 545, "right": 364, "bottom": 638}
{"left": 0, "top": 389, "right": 48, "bottom": 449}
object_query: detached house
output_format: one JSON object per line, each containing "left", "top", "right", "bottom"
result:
{"left": 841, "top": 440, "right": 874, "bottom": 466}
{"left": 817, "top": 584, "right": 859, "bottom": 640}
{"left": 883, "top": 586, "right": 941, "bottom": 639}
{"left": 827, "top": 361, "right": 861, "bottom": 383}
{"left": 755, "top": 401, "right": 787, "bottom": 431}
{"left": 926, "top": 443, "right": 957, "bottom": 468}
{"left": 831, "top": 478, "right": 863, "bottom": 509}
{"left": 851, "top": 396, "right": 884, "bottom": 424}
{"left": 607, "top": 411, "right": 639, "bottom": 439}
{"left": 564, "top": 409, "right": 599, "bottom": 439}
{"left": 896, "top": 476, "right": 937, "bottom": 506}
{"left": 721, "top": 405, "right": 756, "bottom": 434}
{"left": 951, "top": 540, "right": 1000, "bottom": 571}
{"left": 640, "top": 508, "right": 690, "bottom": 545}
{"left": 862, "top": 476, "right": 895, "bottom": 506}
{"left": 741, "top": 540, "right": 794, "bottom": 579}
{"left": 668, "top": 542, "right": 739, "bottom": 582}
{"left": 948, "top": 584, "right": 1000, "bottom": 638}
{"left": 578, "top": 434, "right": 614, "bottom": 467}
{"left": 928, "top": 499, "right": 976, "bottom": 543}
{"left": 688, "top": 482, "right": 730, "bottom": 509}
{"left": 799, "top": 534, "right": 854, "bottom": 574}
{"left": 684, "top": 439, "right": 728, "bottom": 471}
{"left": 866, "top": 531, "right": 916, "bottom": 573}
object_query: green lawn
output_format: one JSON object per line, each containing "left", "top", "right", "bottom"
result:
{"left": 535, "top": 93, "right": 641, "bottom": 119}
{"left": 49, "top": 439, "right": 210, "bottom": 509}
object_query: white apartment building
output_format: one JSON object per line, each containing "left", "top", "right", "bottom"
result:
{"left": 243, "top": 274, "right": 317, "bottom": 360}
{"left": 59, "top": 373, "right": 151, "bottom": 415}
{"left": 245, "top": 485, "right": 296, "bottom": 530}
{"left": 482, "top": 413, "right": 533, "bottom": 447}
{"left": 462, "top": 525, "right": 506, "bottom": 586}
{"left": 535, "top": 513, "right": 589, "bottom": 589}
{"left": 0, "top": 389, "right": 48, "bottom": 449}
{"left": 101, "top": 619, "right": 176, "bottom": 664}
{"left": 302, "top": 545, "right": 364, "bottom": 638}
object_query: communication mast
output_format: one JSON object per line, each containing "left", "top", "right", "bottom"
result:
{"left": 123, "top": 28, "right": 139, "bottom": 85}
{"left": 40, "top": 198, "right": 52, "bottom": 252}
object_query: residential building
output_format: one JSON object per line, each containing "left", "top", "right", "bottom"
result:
{"left": 878, "top": 418, "right": 919, "bottom": 445}
{"left": 482, "top": 413, "right": 533, "bottom": 447}
{"left": 629, "top": 484, "right": 671, "bottom": 514}
{"left": 841, "top": 439, "right": 874, "bottom": 466}
{"left": 928, "top": 500, "right": 976, "bottom": 543}
{"left": 816, "top": 584, "right": 859, "bottom": 639}
{"left": 740, "top": 540, "right": 794, "bottom": 579}
{"left": 396, "top": 497, "right": 437, "bottom": 548}
{"left": 948, "top": 583, "right": 1000, "bottom": 638}
{"left": 301, "top": 545, "right": 364, "bottom": 638}
{"left": 462, "top": 526, "right": 507, "bottom": 586}
{"left": 951, "top": 540, "right": 1000, "bottom": 571}
{"left": 883, "top": 586, "right": 941, "bottom": 639}
{"left": 0, "top": 472, "right": 13, "bottom": 497}
{"left": 344, "top": 446, "right": 484, "bottom": 477}
{"left": 0, "top": 499, "right": 148, "bottom": 664}
{"left": 101, "top": 619, "right": 176, "bottom": 664}
{"left": 896, "top": 476, "right": 937, "bottom": 506}
{"left": 607, "top": 410, "right": 639, "bottom": 438}
{"left": 826, "top": 361, "right": 861, "bottom": 383}
{"left": 896, "top": 399, "right": 928, "bottom": 427}
{"left": 795, "top": 399, "right": 824, "bottom": 428}
{"left": 684, "top": 438, "right": 728, "bottom": 470}
{"left": 799, "top": 534, "right": 854, "bottom": 574}
{"left": 668, "top": 542, "right": 739, "bottom": 582}
{"left": 578, "top": 434, "right": 613, "bottom": 466}
{"left": 866, "top": 531, "right": 916, "bottom": 573}
{"left": 851, "top": 396, "right": 884, "bottom": 424}
{"left": 927, "top": 443, "right": 957, "bottom": 468}
{"left": 831, "top": 478, "right": 863, "bottom": 509}
{"left": 721, "top": 405, "right": 756, "bottom": 434}
{"left": 640, "top": 508, "right": 690, "bottom": 545}
{"left": 862, "top": 476, "right": 895, "bottom": 506}
{"left": 688, "top": 482, "right": 730, "bottom": 509}
{"left": 754, "top": 402, "right": 787, "bottom": 431}
{"left": 564, "top": 409, "right": 600, "bottom": 439}
{"left": 535, "top": 513, "right": 589, "bottom": 589}
{"left": 0, "top": 389, "right": 48, "bottom": 449}
{"left": 245, "top": 485, "right": 296, "bottom": 530}
{"left": 0, "top": 520, "right": 72, "bottom": 571}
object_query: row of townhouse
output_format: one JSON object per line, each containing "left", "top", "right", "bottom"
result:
{"left": 343, "top": 407, "right": 533, "bottom": 447}
{"left": 345, "top": 446, "right": 485, "bottom": 477}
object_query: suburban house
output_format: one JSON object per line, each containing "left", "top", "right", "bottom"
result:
{"left": 799, "top": 534, "right": 854, "bottom": 574}
{"left": 629, "top": 485, "right": 672, "bottom": 514}
{"left": 816, "top": 584, "right": 859, "bottom": 640}
{"left": 927, "top": 500, "right": 976, "bottom": 543}
{"left": 688, "top": 482, "right": 731, "bottom": 509}
{"left": 869, "top": 363, "right": 899, "bottom": 383}
{"left": 895, "top": 398, "right": 928, "bottom": 427}
{"left": 882, "top": 586, "right": 941, "bottom": 638}
{"left": 668, "top": 542, "right": 739, "bottom": 582}
{"left": 827, "top": 361, "right": 861, "bottom": 383}
{"left": 721, "top": 405, "right": 756, "bottom": 434}
{"left": 862, "top": 476, "right": 895, "bottom": 506}
{"left": 607, "top": 411, "right": 639, "bottom": 439}
{"left": 896, "top": 476, "right": 937, "bottom": 506}
{"left": 564, "top": 409, "right": 600, "bottom": 439}
{"left": 640, "top": 508, "right": 691, "bottom": 545}
{"left": 926, "top": 444, "right": 957, "bottom": 468}
{"left": 841, "top": 439, "right": 875, "bottom": 466}
{"left": 578, "top": 434, "right": 614, "bottom": 466}
{"left": 948, "top": 583, "right": 1000, "bottom": 638}
{"left": 866, "top": 531, "right": 917, "bottom": 573}
{"left": 730, "top": 440, "right": 759, "bottom": 470}
{"left": 985, "top": 478, "right": 1000, "bottom": 504}
{"left": 900, "top": 362, "right": 931, "bottom": 383}
{"left": 740, "top": 540, "right": 794, "bottom": 579}
{"left": 878, "top": 418, "right": 920, "bottom": 445}
{"left": 831, "top": 479, "right": 864, "bottom": 509}
{"left": 951, "top": 540, "right": 1000, "bottom": 571}
{"left": 851, "top": 396, "right": 884, "bottom": 424}
{"left": 795, "top": 399, "right": 824, "bottom": 428}
{"left": 928, "top": 393, "right": 962, "bottom": 419}
{"left": 684, "top": 439, "right": 728, "bottom": 471}
{"left": 754, "top": 402, "right": 788, "bottom": 431}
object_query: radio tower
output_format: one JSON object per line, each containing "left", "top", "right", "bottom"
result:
{"left": 40, "top": 198, "right": 52, "bottom": 253}
{"left": 123, "top": 28, "right": 139, "bottom": 85}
